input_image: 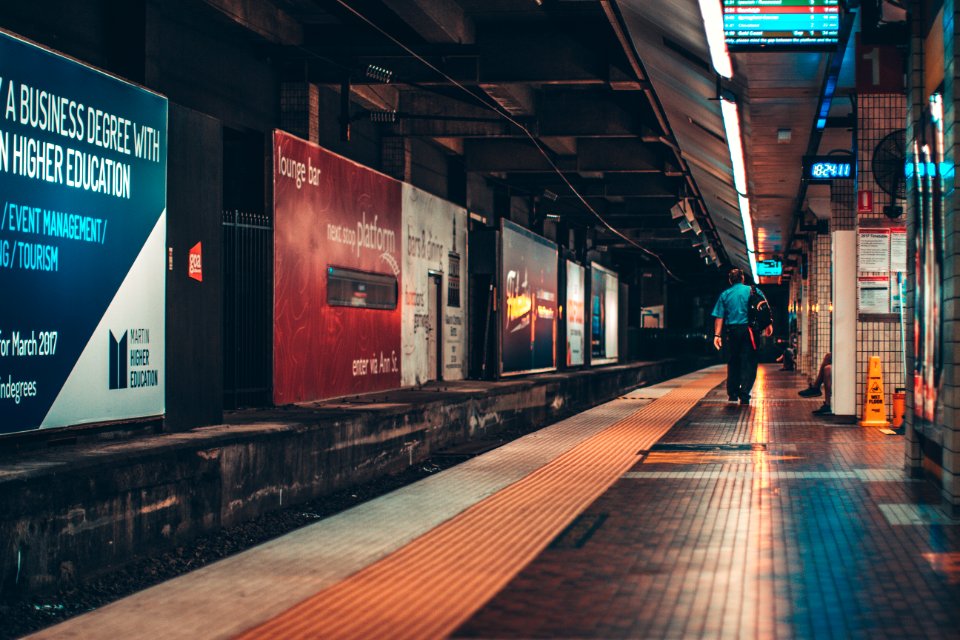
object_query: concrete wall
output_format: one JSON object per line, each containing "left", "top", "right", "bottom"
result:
{"left": 0, "top": 359, "right": 695, "bottom": 597}
{"left": 905, "top": 0, "right": 960, "bottom": 515}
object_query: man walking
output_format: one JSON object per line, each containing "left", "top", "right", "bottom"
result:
{"left": 712, "top": 268, "right": 772, "bottom": 405}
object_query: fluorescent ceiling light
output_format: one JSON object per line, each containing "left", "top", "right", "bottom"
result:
{"left": 719, "top": 98, "right": 747, "bottom": 195}
{"left": 720, "top": 95, "right": 757, "bottom": 281}
{"left": 698, "top": 0, "right": 732, "bottom": 78}
{"left": 739, "top": 194, "right": 758, "bottom": 281}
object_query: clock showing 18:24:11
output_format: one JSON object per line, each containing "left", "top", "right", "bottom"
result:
{"left": 803, "top": 156, "right": 854, "bottom": 182}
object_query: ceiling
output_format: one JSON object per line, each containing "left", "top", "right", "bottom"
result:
{"left": 612, "top": 0, "right": 845, "bottom": 271}
{"left": 204, "top": 0, "right": 865, "bottom": 283}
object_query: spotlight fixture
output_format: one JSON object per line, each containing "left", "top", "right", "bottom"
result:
{"left": 670, "top": 201, "right": 686, "bottom": 220}
{"left": 368, "top": 110, "right": 398, "bottom": 123}
{"left": 365, "top": 64, "right": 393, "bottom": 84}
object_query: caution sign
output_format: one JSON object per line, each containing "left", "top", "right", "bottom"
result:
{"left": 860, "top": 356, "right": 891, "bottom": 427}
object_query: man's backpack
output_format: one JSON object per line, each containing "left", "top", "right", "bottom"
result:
{"left": 748, "top": 285, "right": 773, "bottom": 332}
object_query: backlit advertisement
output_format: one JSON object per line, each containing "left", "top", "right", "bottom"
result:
{"left": 273, "top": 130, "right": 402, "bottom": 403}
{"left": 565, "top": 260, "right": 585, "bottom": 366}
{"left": 500, "top": 220, "right": 557, "bottom": 375}
{"left": 0, "top": 32, "right": 168, "bottom": 434}
{"left": 591, "top": 262, "right": 619, "bottom": 365}
{"left": 912, "top": 96, "right": 945, "bottom": 424}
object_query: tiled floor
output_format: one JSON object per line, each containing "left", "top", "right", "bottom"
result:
{"left": 455, "top": 367, "right": 960, "bottom": 639}
{"left": 31, "top": 365, "right": 960, "bottom": 639}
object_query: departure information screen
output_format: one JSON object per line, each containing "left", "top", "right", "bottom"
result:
{"left": 724, "top": 0, "right": 840, "bottom": 49}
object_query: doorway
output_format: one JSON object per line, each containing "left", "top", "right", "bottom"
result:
{"left": 428, "top": 272, "right": 443, "bottom": 382}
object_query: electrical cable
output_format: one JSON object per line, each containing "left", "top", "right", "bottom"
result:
{"left": 332, "top": 0, "right": 683, "bottom": 281}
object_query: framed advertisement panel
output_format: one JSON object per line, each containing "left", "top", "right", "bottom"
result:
{"left": 400, "top": 184, "right": 468, "bottom": 386}
{"left": 565, "top": 260, "right": 585, "bottom": 367}
{"left": 912, "top": 95, "right": 945, "bottom": 425}
{"left": 590, "top": 262, "right": 619, "bottom": 365}
{"left": 273, "top": 130, "right": 402, "bottom": 403}
{"left": 500, "top": 219, "right": 557, "bottom": 376}
{"left": 0, "top": 31, "right": 168, "bottom": 434}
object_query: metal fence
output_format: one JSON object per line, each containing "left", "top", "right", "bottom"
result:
{"left": 222, "top": 210, "right": 273, "bottom": 409}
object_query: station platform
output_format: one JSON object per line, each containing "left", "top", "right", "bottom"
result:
{"left": 24, "top": 364, "right": 960, "bottom": 639}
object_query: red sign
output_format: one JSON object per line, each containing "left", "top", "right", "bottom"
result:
{"left": 188, "top": 242, "right": 202, "bottom": 282}
{"left": 273, "top": 130, "right": 402, "bottom": 404}
{"left": 857, "top": 190, "right": 873, "bottom": 213}
{"left": 856, "top": 38, "right": 904, "bottom": 94}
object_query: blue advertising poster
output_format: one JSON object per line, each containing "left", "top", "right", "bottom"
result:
{"left": 0, "top": 31, "right": 167, "bottom": 434}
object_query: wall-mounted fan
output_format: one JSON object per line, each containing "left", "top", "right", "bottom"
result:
{"left": 871, "top": 128, "right": 906, "bottom": 218}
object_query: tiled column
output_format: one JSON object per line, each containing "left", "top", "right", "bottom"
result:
{"left": 800, "top": 236, "right": 817, "bottom": 377}
{"left": 856, "top": 95, "right": 908, "bottom": 417}
{"left": 904, "top": 0, "right": 924, "bottom": 473}
{"left": 793, "top": 267, "right": 811, "bottom": 376}
{"left": 941, "top": 0, "right": 960, "bottom": 513}
{"left": 814, "top": 230, "right": 833, "bottom": 377}
{"left": 831, "top": 183, "right": 857, "bottom": 417}
{"left": 903, "top": 0, "right": 960, "bottom": 514}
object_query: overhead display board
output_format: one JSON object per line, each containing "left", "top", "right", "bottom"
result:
{"left": 724, "top": 0, "right": 841, "bottom": 49}
{"left": 590, "top": 262, "right": 619, "bottom": 365}
{"left": 0, "top": 31, "right": 168, "bottom": 435}
{"left": 757, "top": 259, "right": 783, "bottom": 277}
{"left": 500, "top": 220, "right": 558, "bottom": 376}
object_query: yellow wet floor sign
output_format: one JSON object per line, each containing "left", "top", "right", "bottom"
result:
{"left": 860, "top": 356, "right": 891, "bottom": 427}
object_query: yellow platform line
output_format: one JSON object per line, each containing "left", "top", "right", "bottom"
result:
{"left": 238, "top": 372, "right": 724, "bottom": 640}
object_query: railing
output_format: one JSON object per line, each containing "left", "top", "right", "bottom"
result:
{"left": 222, "top": 210, "right": 273, "bottom": 408}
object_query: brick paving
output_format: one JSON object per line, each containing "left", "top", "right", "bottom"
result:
{"left": 29, "top": 365, "right": 960, "bottom": 639}
{"left": 455, "top": 366, "right": 960, "bottom": 639}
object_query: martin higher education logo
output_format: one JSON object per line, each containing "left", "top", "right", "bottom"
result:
{"left": 109, "top": 330, "right": 128, "bottom": 390}
{"left": 109, "top": 328, "right": 159, "bottom": 391}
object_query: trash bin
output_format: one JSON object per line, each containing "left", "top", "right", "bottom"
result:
{"left": 892, "top": 388, "right": 906, "bottom": 428}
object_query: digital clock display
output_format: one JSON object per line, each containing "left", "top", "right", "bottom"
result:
{"left": 811, "top": 161, "right": 852, "bottom": 179}
{"left": 803, "top": 156, "right": 854, "bottom": 183}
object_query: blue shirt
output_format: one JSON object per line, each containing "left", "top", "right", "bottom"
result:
{"left": 712, "top": 283, "right": 764, "bottom": 326}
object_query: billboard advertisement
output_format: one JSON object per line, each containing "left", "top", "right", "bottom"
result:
{"left": 273, "top": 131, "right": 402, "bottom": 403}
{"left": 591, "top": 262, "right": 619, "bottom": 365}
{"left": 565, "top": 260, "right": 585, "bottom": 367}
{"left": 912, "top": 97, "right": 945, "bottom": 424}
{"left": 0, "top": 32, "right": 167, "bottom": 434}
{"left": 401, "top": 184, "right": 467, "bottom": 385}
{"left": 500, "top": 219, "right": 557, "bottom": 376}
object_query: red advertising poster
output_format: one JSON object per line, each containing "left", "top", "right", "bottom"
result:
{"left": 273, "top": 130, "right": 402, "bottom": 404}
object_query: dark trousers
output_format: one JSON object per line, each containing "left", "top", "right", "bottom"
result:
{"left": 725, "top": 324, "right": 758, "bottom": 399}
